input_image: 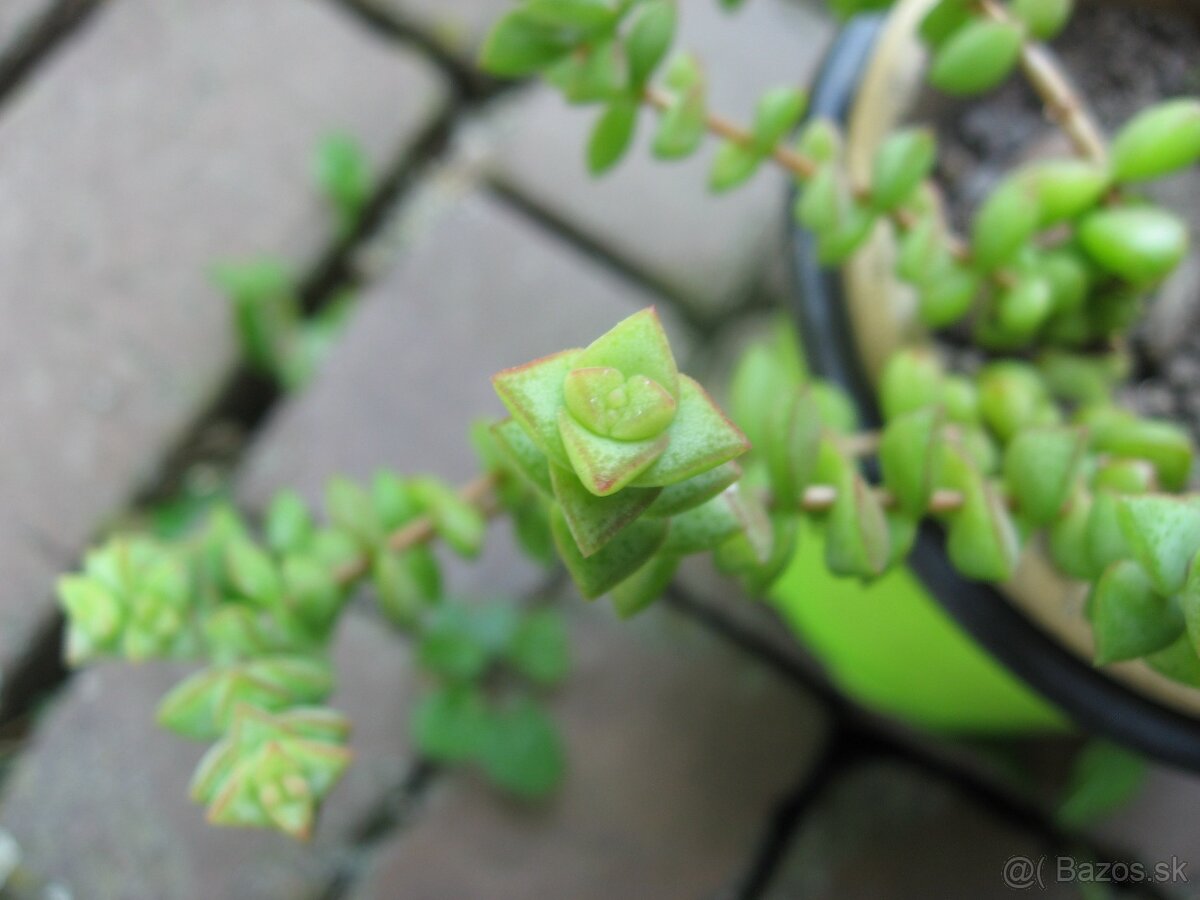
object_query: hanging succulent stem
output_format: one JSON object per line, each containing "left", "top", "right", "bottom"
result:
{"left": 333, "top": 471, "right": 503, "bottom": 584}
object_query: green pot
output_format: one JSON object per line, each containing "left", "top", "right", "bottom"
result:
{"left": 771, "top": 524, "right": 1064, "bottom": 732}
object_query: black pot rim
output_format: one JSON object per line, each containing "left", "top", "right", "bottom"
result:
{"left": 788, "top": 12, "right": 1200, "bottom": 771}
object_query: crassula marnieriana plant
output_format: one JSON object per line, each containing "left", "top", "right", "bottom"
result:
{"left": 47, "top": 0, "right": 1200, "bottom": 842}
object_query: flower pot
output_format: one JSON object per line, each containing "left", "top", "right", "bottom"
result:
{"left": 773, "top": 0, "right": 1200, "bottom": 769}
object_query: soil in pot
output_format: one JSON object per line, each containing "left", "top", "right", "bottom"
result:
{"left": 919, "top": 0, "right": 1200, "bottom": 446}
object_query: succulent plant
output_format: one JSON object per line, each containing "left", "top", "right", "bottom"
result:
{"left": 48, "top": 0, "right": 1200, "bottom": 841}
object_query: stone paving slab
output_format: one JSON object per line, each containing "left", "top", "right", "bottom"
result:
{"left": 0, "top": 0, "right": 53, "bottom": 61}
{"left": 1090, "top": 763, "right": 1200, "bottom": 883}
{"left": 344, "top": 0, "right": 508, "bottom": 68}
{"left": 350, "top": 596, "right": 828, "bottom": 900}
{"left": 481, "top": 0, "right": 833, "bottom": 318}
{"left": 0, "top": 613, "right": 416, "bottom": 900}
{"left": 762, "top": 761, "right": 1076, "bottom": 900}
{"left": 0, "top": 0, "right": 446, "bottom": 685}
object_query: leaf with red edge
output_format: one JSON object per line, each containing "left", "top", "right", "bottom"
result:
{"left": 575, "top": 308, "right": 679, "bottom": 401}
{"left": 631, "top": 376, "right": 750, "bottom": 487}
{"left": 558, "top": 409, "right": 668, "bottom": 496}
{"left": 549, "top": 462, "right": 660, "bottom": 556}
{"left": 492, "top": 349, "right": 580, "bottom": 467}
{"left": 551, "top": 506, "right": 668, "bottom": 599}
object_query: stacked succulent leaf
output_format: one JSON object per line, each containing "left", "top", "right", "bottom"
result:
{"left": 488, "top": 308, "right": 759, "bottom": 614}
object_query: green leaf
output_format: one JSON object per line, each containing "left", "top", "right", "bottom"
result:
{"left": 226, "top": 539, "right": 282, "bottom": 608}
{"left": 372, "top": 471, "right": 421, "bottom": 531}
{"left": 626, "top": 0, "right": 676, "bottom": 85}
{"left": 313, "top": 133, "right": 371, "bottom": 229}
{"left": 265, "top": 490, "right": 314, "bottom": 555}
{"left": 928, "top": 19, "right": 1022, "bottom": 96}
{"left": 1146, "top": 632, "right": 1200, "bottom": 687}
{"left": 477, "top": 698, "right": 565, "bottom": 800}
{"left": 918, "top": 265, "right": 978, "bottom": 327}
{"left": 417, "top": 606, "right": 494, "bottom": 681}
{"left": 794, "top": 118, "right": 840, "bottom": 163}
{"left": 1013, "top": 0, "right": 1073, "bottom": 40}
{"left": 896, "top": 213, "right": 951, "bottom": 287}
{"left": 1038, "top": 250, "right": 1091, "bottom": 316}
{"left": 575, "top": 307, "right": 680, "bottom": 399}
{"left": 822, "top": 444, "right": 890, "bottom": 579}
{"left": 652, "top": 83, "right": 707, "bottom": 160}
{"left": 1181, "top": 552, "right": 1200, "bottom": 662}
{"left": 521, "top": 0, "right": 617, "bottom": 32}
{"left": 492, "top": 418, "right": 554, "bottom": 497}
{"left": 412, "top": 685, "right": 490, "bottom": 762}
{"left": 643, "top": 461, "right": 741, "bottom": 517}
{"left": 1078, "top": 206, "right": 1188, "bottom": 284}
{"left": 1088, "top": 412, "right": 1193, "bottom": 492}
{"left": 282, "top": 555, "right": 344, "bottom": 634}
{"left": 1116, "top": 495, "right": 1200, "bottom": 597}
{"left": 548, "top": 39, "right": 625, "bottom": 103}
{"left": 796, "top": 164, "right": 842, "bottom": 235}
{"left": 1086, "top": 490, "right": 1133, "bottom": 574}
{"left": 1003, "top": 426, "right": 1085, "bottom": 525}
{"left": 1111, "top": 99, "right": 1200, "bottom": 183}
{"left": 1091, "top": 559, "right": 1183, "bottom": 664}
{"left": 751, "top": 86, "right": 807, "bottom": 151}
{"left": 373, "top": 549, "right": 440, "bottom": 629}
{"left": 709, "top": 141, "right": 762, "bottom": 192}
{"left": 552, "top": 505, "right": 668, "bottom": 599}
{"left": 870, "top": 128, "right": 936, "bottom": 211}
{"left": 563, "top": 366, "right": 677, "bottom": 440}
{"left": 549, "top": 462, "right": 660, "bottom": 556}
{"left": 970, "top": 177, "right": 1042, "bottom": 271}
{"left": 730, "top": 345, "right": 790, "bottom": 449}
{"left": 815, "top": 205, "right": 876, "bottom": 265}
{"left": 941, "top": 375, "right": 980, "bottom": 424}
{"left": 715, "top": 511, "right": 799, "bottom": 594}
{"left": 214, "top": 259, "right": 296, "bottom": 375}
{"left": 1039, "top": 353, "right": 1123, "bottom": 408}
{"left": 559, "top": 410, "right": 669, "bottom": 496}
{"left": 628, "top": 375, "right": 750, "bottom": 487}
{"left": 1019, "top": 159, "right": 1109, "bottom": 225}
{"left": 1056, "top": 741, "right": 1146, "bottom": 829}
{"left": 512, "top": 500, "right": 556, "bottom": 567}
{"left": 588, "top": 99, "right": 640, "bottom": 175}
{"left": 662, "top": 488, "right": 748, "bottom": 556}
{"left": 1048, "top": 488, "right": 1095, "bottom": 580}
{"left": 412, "top": 477, "right": 486, "bottom": 558}
{"left": 158, "top": 657, "right": 334, "bottom": 740}
{"left": 919, "top": 0, "right": 972, "bottom": 49}
{"left": 763, "top": 387, "right": 823, "bottom": 509}
{"left": 506, "top": 609, "right": 570, "bottom": 684}
{"left": 479, "top": 9, "right": 576, "bottom": 76}
{"left": 942, "top": 447, "right": 1020, "bottom": 582}
{"left": 879, "top": 407, "right": 943, "bottom": 516}
{"left": 977, "top": 362, "right": 1047, "bottom": 443}
{"left": 611, "top": 551, "right": 679, "bottom": 618}
{"left": 326, "top": 476, "right": 382, "bottom": 547}
{"left": 879, "top": 348, "right": 943, "bottom": 421}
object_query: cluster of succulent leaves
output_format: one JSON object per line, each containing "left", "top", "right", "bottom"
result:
{"left": 214, "top": 133, "right": 372, "bottom": 390}
{"left": 58, "top": 469, "right": 568, "bottom": 839}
